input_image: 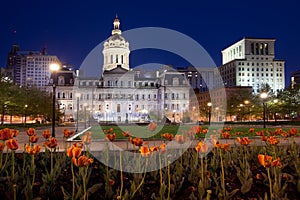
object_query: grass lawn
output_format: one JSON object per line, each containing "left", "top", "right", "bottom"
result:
{"left": 79, "top": 124, "right": 299, "bottom": 140}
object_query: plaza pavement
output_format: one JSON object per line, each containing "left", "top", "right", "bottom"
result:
{"left": 4, "top": 123, "right": 300, "bottom": 153}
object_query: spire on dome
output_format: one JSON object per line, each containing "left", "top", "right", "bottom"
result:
{"left": 112, "top": 15, "right": 121, "bottom": 35}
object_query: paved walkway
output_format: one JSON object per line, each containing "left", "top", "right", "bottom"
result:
{"left": 3, "top": 124, "right": 299, "bottom": 153}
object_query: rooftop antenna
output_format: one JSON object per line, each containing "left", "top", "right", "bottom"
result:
{"left": 13, "top": 29, "right": 17, "bottom": 44}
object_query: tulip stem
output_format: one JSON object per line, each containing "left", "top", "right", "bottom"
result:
{"left": 71, "top": 162, "right": 75, "bottom": 200}
{"left": 168, "top": 161, "right": 171, "bottom": 200}
{"left": 131, "top": 158, "right": 148, "bottom": 199}
{"left": 219, "top": 148, "right": 226, "bottom": 198}
{"left": 31, "top": 155, "right": 35, "bottom": 190}
{"left": 119, "top": 151, "right": 123, "bottom": 199}
{"left": 12, "top": 150, "right": 16, "bottom": 200}
{"left": 267, "top": 167, "right": 273, "bottom": 199}
{"left": 50, "top": 149, "right": 53, "bottom": 174}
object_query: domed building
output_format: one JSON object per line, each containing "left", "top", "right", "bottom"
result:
{"left": 102, "top": 16, "right": 130, "bottom": 71}
{"left": 57, "top": 16, "right": 190, "bottom": 124}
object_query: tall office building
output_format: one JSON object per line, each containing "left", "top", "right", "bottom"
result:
{"left": 218, "top": 37, "right": 285, "bottom": 93}
{"left": 6, "top": 45, "right": 61, "bottom": 90}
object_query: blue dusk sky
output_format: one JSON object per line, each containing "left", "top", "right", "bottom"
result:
{"left": 0, "top": 0, "right": 299, "bottom": 86}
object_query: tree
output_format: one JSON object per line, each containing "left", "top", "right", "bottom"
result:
{"left": 277, "top": 85, "right": 300, "bottom": 119}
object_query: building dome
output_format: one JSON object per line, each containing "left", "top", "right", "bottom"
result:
{"left": 102, "top": 16, "right": 130, "bottom": 71}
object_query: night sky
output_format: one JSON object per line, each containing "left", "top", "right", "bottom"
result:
{"left": 1, "top": 0, "right": 299, "bottom": 86}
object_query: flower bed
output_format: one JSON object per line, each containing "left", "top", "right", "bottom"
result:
{"left": 0, "top": 126, "right": 300, "bottom": 199}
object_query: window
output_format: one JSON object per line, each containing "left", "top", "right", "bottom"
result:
{"left": 110, "top": 55, "right": 113, "bottom": 64}
{"left": 117, "top": 104, "right": 120, "bottom": 112}
{"left": 255, "top": 43, "right": 259, "bottom": 54}
{"left": 116, "top": 55, "right": 118, "bottom": 63}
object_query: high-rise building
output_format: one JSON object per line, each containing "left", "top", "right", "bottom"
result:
{"left": 177, "top": 66, "right": 215, "bottom": 92}
{"left": 6, "top": 45, "right": 61, "bottom": 90}
{"left": 218, "top": 37, "right": 285, "bottom": 93}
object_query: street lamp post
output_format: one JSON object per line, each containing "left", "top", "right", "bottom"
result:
{"left": 207, "top": 102, "right": 212, "bottom": 124}
{"left": 84, "top": 103, "right": 87, "bottom": 129}
{"left": 260, "top": 92, "right": 268, "bottom": 129}
{"left": 239, "top": 104, "right": 244, "bottom": 122}
{"left": 50, "top": 63, "right": 60, "bottom": 137}
{"left": 75, "top": 93, "right": 81, "bottom": 133}
{"left": 244, "top": 100, "right": 250, "bottom": 121}
{"left": 273, "top": 99, "right": 278, "bottom": 124}
{"left": 24, "top": 104, "right": 28, "bottom": 125}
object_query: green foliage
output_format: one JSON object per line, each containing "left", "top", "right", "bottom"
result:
{"left": 0, "top": 74, "right": 53, "bottom": 124}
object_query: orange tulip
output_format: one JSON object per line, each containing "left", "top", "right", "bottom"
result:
{"left": 161, "top": 133, "right": 174, "bottom": 141}
{"left": 25, "top": 145, "right": 41, "bottom": 155}
{"left": 128, "top": 137, "right": 134, "bottom": 144}
{"left": 202, "top": 129, "right": 208, "bottom": 134}
{"left": 248, "top": 128, "right": 255, "bottom": 133}
{"left": 106, "top": 133, "right": 116, "bottom": 141}
{"left": 150, "top": 146, "right": 159, "bottom": 152}
{"left": 159, "top": 143, "right": 167, "bottom": 153}
{"left": 190, "top": 126, "right": 202, "bottom": 134}
{"left": 271, "top": 158, "right": 282, "bottom": 168}
{"left": 43, "top": 130, "right": 51, "bottom": 139}
{"left": 133, "top": 137, "right": 143, "bottom": 146}
{"left": 67, "top": 144, "right": 82, "bottom": 158}
{"left": 122, "top": 131, "right": 131, "bottom": 137}
{"left": 30, "top": 134, "right": 39, "bottom": 143}
{"left": 281, "top": 131, "right": 289, "bottom": 138}
{"left": 258, "top": 154, "right": 272, "bottom": 167}
{"left": 215, "top": 142, "right": 230, "bottom": 151}
{"left": 221, "top": 131, "right": 230, "bottom": 139}
{"left": 175, "top": 135, "right": 186, "bottom": 144}
{"left": 289, "top": 128, "right": 298, "bottom": 136}
{"left": 72, "top": 155, "right": 93, "bottom": 167}
{"left": 195, "top": 141, "right": 209, "bottom": 153}
{"left": 148, "top": 122, "right": 157, "bottom": 132}
{"left": 256, "top": 131, "right": 264, "bottom": 136}
{"left": 73, "top": 142, "right": 83, "bottom": 148}
{"left": 43, "top": 137, "right": 58, "bottom": 149}
{"left": 6, "top": 139, "right": 18, "bottom": 150}
{"left": 0, "top": 128, "right": 13, "bottom": 140}
{"left": 0, "top": 143, "right": 5, "bottom": 151}
{"left": 224, "top": 127, "right": 232, "bottom": 131}
{"left": 266, "top": 136, "right": 279, "bottom": 145}
{"left": 82, "top": 132, "right": 92, "bottom": 145}
{"left": 11, "top": 129, "right": 19, "bottom": 137}
{"left": 274, "top": 128, "right": 282, "bottom": 135}
{"left": 27, "top": 128, "right": 36, "bottom": 136}
{"left": 139, "top": 146, "right": 151, "bottom": 157}
{"left": 236, "top": 137, "right": 252, "bottom": 146}
{"left": 63, "top": 129, "right": 74, "bottom": 138}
